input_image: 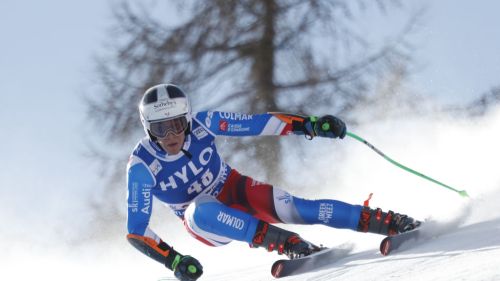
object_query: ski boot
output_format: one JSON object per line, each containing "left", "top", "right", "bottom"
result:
{"left": 251, "top": 221, "right": 321, "bottom": 259}
{"left": 357, "top": 205, "right": 421, "bottom": 236}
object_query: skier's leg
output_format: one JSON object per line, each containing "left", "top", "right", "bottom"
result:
{"left": 217, "top": 170, "right": 419, "bottom": 237}
{"left": 184, "top": 194, "right": 319, "bottom": 258}
{"left": 184, "top": 195, "right": 259, "bottom": 246}
{"left": 293, "top": 196, "right": 420, "bottom": 235}
{"left": 216, "top": 169, "right": 282, "bottom": 223}
{"left": 216, "top": 170, "right": 363, "bottom": 230}
{"left": 213, "top": 170, "right": 343, "bottom": 257}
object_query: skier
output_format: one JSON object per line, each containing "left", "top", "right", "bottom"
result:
{"left": 126, "top": 84, "right": 420, "bottom": 281}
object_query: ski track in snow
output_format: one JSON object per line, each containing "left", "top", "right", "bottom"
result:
{"left": 201, "top": 217, "right": 500, "bottom": 281}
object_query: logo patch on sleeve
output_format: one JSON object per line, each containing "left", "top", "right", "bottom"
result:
{"left": 149, "top": 159, "right": 163, "bottom": 176}
{"left": 193, "top": 126, "right": 208, "bottom": 140}
{"left": 205, "top": 111, "right": 213, "bottom": 128}
{"left": 219, "top": 120, "right": 228, "bottom": 132}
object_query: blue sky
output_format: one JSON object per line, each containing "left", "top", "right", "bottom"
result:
{"left": 1, "top": 0, "right": 499, "bottom": 249}
{"left": 411, "top": 0, "right": 500, "bottom": 104}
{"left": 0, "top": 0, "right": 111, "bottom": 240}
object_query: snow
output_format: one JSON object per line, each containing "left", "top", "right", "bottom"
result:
{"left": 194, "top": 206, "right": 500, "bottom": 281}
{"left": 3, "top": 105, "right": 500, "bottom": 280}
{"left": 283, "top": 218, "right": 500, "bottom": 281}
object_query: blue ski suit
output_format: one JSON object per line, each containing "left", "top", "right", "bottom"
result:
{"left": 126, "top": 111, "right": 363, "bottom": 263}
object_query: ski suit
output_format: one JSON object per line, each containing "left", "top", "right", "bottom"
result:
{"left": 126, "top": 111, "right": 363, "bottom": 263}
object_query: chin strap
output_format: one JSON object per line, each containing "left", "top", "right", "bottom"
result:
{"left": 181, "top": 148, "right": 192, "bottom": 159}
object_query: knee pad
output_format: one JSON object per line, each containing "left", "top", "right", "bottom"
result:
{"left": 184, "top": 195, "right": 260, "bottom": 244}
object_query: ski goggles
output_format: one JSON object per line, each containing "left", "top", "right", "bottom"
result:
{"left": 149, "top": 116, "right": 188, "bottom": 138}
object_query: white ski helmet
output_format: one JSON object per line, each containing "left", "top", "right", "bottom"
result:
{"left": 139, "top": 84, "right": 192, "bottom": 139}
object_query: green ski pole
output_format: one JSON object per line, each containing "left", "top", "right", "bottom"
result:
{"left": 346, "top": 131, "right": 470, "bottom": 198}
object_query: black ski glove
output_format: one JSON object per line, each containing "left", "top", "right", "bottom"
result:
{"left": 169, "top": 254, "right": 203, "bottom": 281}
{"left": 304, "top": 115, "right": 346, "bottom": 139}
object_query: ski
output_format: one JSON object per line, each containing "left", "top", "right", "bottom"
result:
{"left": 380, "top": 229, "right": 421, "bottom": 256}
{"left": 271, "top": 246, "right": 352, "bottom": 278}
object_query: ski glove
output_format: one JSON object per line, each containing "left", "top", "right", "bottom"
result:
{"left": 304, "top": 115, "right": 346, "bottom": 139}
{"left": 171, "top": 255, "right": 203, "bottom": 281}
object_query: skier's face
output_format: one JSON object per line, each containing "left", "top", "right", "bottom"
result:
{"left": 157, "top": 132, "right": 185, "bottom": 155}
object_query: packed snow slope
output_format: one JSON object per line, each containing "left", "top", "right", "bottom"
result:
{"left": 200, "top": 216, "right": 500, "bottom": 281}
{"left": 3, "top": 104, "right": 500, "bottom": 281}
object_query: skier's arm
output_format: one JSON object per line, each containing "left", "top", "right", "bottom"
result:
{"left": 126, "top": 157, "right": 203, "bottom": 280}
{"left": 192, "top": 111, "right": 346, "bottom": 139}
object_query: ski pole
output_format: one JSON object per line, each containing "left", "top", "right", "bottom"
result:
{"left": 346, "top": 131, "right": 470, "bottom": 198}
